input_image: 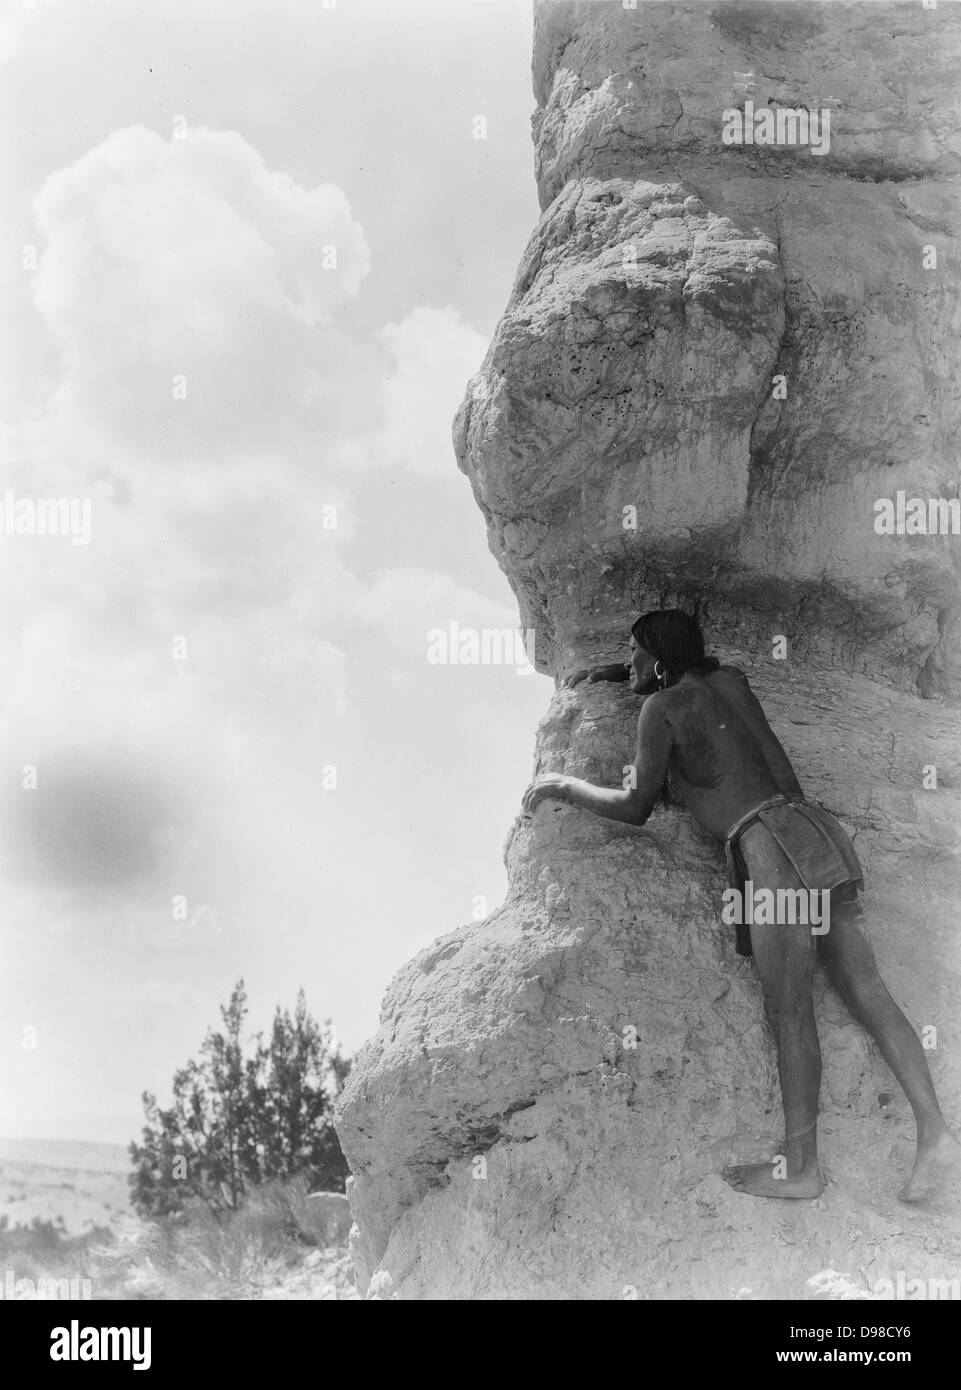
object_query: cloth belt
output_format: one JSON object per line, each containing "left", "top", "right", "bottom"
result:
{"left": 723, "top": 792, "right": 863, "bottom": 958}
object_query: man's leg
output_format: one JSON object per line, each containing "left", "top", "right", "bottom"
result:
{"left": 724, "top": 836, "right": 824, "bottom": 1198}
{"left": 817, "top": 889, "right": 960, "bottom": 1201}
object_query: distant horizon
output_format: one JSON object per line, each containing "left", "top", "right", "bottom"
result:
{"left": 0, "top": 1120, "right": 143, "bottom": 1149}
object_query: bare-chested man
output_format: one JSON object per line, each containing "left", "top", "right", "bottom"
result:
{"left": 522, "top": 608, "right": 959, "bottom": 1202}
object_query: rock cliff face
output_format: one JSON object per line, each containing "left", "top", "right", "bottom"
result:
{"left": 335, "top": 1, "right": 961, "bottom": 1299}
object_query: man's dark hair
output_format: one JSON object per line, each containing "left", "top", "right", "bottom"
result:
{"left": 630, "top": 609, "right": 719, "bottom": 686}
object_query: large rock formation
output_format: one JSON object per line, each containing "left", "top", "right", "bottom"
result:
{"left": 335, "top": 0, "right": 961, "bottom": 1298}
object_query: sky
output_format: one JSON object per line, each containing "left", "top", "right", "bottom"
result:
{"left": 0, "top": 0, "right": 551, "bottom": 1144}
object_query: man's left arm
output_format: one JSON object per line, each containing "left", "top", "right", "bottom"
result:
{"left": 522, "top": 695, "right": 674, "bottom": 826}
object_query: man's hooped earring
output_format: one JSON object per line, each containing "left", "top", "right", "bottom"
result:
{"left": 654, "top": 660, "right": 668, "bottom": 689}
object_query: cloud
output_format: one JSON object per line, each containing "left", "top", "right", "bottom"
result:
{"left": 0, "top": 123, "right": 510, "bottom": 939}
{"left": 30, "top": 124, "right": 374, "bottom": 462}
{"left": 0, "top": 754, "right": 174, "bottom": 891}
{"left": 364, "top": 305, "right": 488, "bottom": 479}
{"left": 0, "top": 4, "right": 30, "bottom": 65}
{"left": 357, "top": 566, "right": 517, "bottom": 659}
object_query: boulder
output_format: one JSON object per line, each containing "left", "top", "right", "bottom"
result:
{"left": 335, "top": 0, "right": 961, "bottom": 1299}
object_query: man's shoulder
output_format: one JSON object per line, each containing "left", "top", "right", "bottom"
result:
{"left": 637, "top": 689, "right": 676, "bottom": 719}
{"left": 639, "top": 686, "right": 695, "bottom": 725}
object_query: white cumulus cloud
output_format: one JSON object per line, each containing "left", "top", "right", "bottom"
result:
{"left": 31, "top": 124, "right": 373, "bottom": 462}
{"left": 367, "top": 305, "right": 487, "bottom": 479}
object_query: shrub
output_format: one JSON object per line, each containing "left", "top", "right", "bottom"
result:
{"left": 129, "top": 981, "right": 350, "bottom": 1219}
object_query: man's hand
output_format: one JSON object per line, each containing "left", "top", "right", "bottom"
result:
{"left": 564, "top": 663, "right": 630, "bottom": 689}
{"left": 522, "top": 773, "right": 571, "bottom": 815}
{"left": 522, "top": 694, "right": 675, "bottom": 827}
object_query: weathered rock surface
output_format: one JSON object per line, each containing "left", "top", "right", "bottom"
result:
{"left": 335, "top": 0, "right": 961, "bottom": 1298}
{"left": 463, "top": 0, "right": 961, "bottom": 698}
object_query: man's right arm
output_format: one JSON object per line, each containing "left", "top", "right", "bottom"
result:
{"left": 565, "top": 662, "right": 630, "bottom": 688}
{"left": 719, "top": 665, "right": 804, "bottom": 797}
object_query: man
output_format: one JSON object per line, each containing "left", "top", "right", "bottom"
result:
{"left": 522, "top": 609, "right": 959, "bottom": 1201}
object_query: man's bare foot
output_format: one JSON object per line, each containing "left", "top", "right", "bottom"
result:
{"left": 722, "top": 1160, "right": 825, "bottom": 1199}
{"left": 898, "top": 1128, "right": 961, "bottom": 1203}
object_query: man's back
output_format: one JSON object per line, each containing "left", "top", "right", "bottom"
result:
{"left": 655, "top": 666, "right": 802, "bottom": 841}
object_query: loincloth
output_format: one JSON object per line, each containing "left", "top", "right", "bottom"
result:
{"left": 724, "top": 793, "right": 864, "bottom": 957}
